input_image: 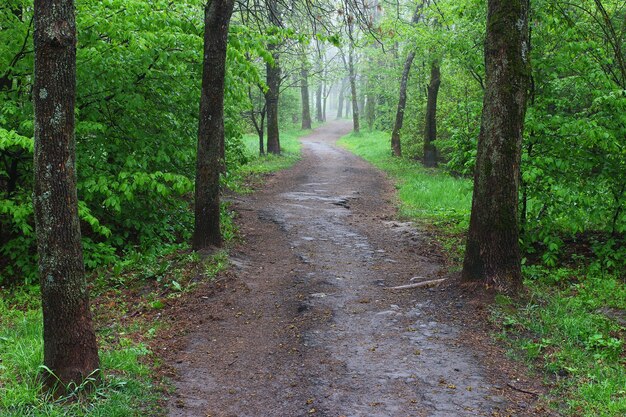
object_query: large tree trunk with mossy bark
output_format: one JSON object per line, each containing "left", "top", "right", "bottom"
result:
{"left": 33, "top": 0, "right": 100, "bottom": 393}
{"left": 390, "top": 50, "right": 416, "bottom": 157}
{"left": 462, "top": 0, "right": 530, "bottom": 294}
{"left": 193, "top": 0, "right": 235, "bottom": 250}
{"left": 423, "top": 60, "right": 440, "bottom": 167}
{"left": 300, "top": 66, "right": 311, "bottom": 130}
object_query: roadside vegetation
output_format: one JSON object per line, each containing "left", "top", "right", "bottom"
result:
{"left": 340, "top": 131, "right": 626, "bottom": 416}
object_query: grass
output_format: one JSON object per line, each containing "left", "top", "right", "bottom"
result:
{"left": 339, "top": 130, "right": 626, "bottom": 416}
{"left": 338, "top": 131, "right": 472, "bottom": 231}
{"left": 494, "top": 267, "right": 626, "bottom": 416}
{"left": 0, "top": 123, "right": 312, "bottom": 416}
{"left": 0, "top": 289, "right": 162, "bottom": 417}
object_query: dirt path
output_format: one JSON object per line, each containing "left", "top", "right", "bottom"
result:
{"left": 160, "top": 121, "right": 549, "bottom": 417}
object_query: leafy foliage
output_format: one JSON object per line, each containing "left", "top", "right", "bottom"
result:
{"left": 0, "top": 0, "right": 268, "bottom": 284}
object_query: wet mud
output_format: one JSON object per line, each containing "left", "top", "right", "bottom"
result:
{"left": 162, "top": 121, "right": 549, "bottom": 417}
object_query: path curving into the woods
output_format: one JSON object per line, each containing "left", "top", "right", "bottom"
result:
{"left": 159, "top": 121, "right": 549, "bottom": 417}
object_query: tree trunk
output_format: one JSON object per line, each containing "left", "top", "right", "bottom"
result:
{"left": 366, "top": 94, "right": 376, "bottom": 131}
{"left": 322, "top": 80, "right": 328, "bottom": 121}
{"left": 358, "top": 75, "right": 366, "bottom": 114}
{"left": 348, "top": 43, "right": 360, "bottom": 133}
{"left": 33, "top": 0, "right": 99, "bottom": 393}
{"left": 265, "top": 48, "right": 281, "bottom": 154}
{"left": 337, "top": 77, "right": 346, "bottom": 118}
{"left": 300, "top": 66, "right": 311, "bottom": 130}
{"left": 423, "top": 60, "right": 440, "bottom": 167}
{"left": 462, "top": 0, "right": 530, "bottom": 294}
{"left": 265, "top": 0, "right": 281, "bottom": 154}
{"left": 193, "top": 0, "right": 235, "bottom": 251}
{"left": 258, "top": 109, "right": 265, "bottom": 155}
{"left": 390, "top": 50, "right": 416, "bottom": 157}
{"left": 315, "top": 84, "right": 323, "bottom": 122}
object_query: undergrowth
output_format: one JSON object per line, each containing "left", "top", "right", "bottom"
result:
{"left": 0, "top": 124, "right": 310, "bottom": 416}
{"left": 339, "top": 130, "right": 626, "bottom": 416}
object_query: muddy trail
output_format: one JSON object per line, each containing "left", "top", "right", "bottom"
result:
{"left": 159, "top": 121, "right": 550, "bottom": 417}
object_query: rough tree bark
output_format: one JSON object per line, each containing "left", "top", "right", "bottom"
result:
{"left": 300, "top": 66, "right": 312, "bottom": 130}
{"left": 462, "top": 0, "right": 530, "bottom": 294}
{"left": 337, "top": 77, "right": 346, "bottom": 118}
{"left": 423, "top": 60, "right": 440, "bottom": 167}
{"left": 33, "top": 0, "right": 100, "bottom": 392}
{"left": 265, "top": 0, "right": 281, "bottom": 154}
{"left": 390, "top": 50, "right": 416, "bottom": 157}
{"left": 193, "top": 0, "right": 235, "bottom": 250}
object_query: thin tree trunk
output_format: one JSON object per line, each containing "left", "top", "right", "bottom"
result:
{"left": 366, "top": 94, "right": 376, "bottom": 131}
{"left": 258, "top": 108, "right": 265, "bottom": 154}
{"left": 423, "top": 60, "right": 440, "bottom": 167}
{"left": 390, "top": 3, "right": 422, "bottom": 156}
{"left": 365, "top": 77, "right": 376, "bottom": 131}
{"left": 193, "top": 0, "right": 235, "bottom": 250}
{"left": 322, "top": 80, "right": 328, "bottom": 121}
{"left": 33, "top": 0, "right": 99, "bottom": 393}
{"left": 265, "top": 48, "right": 281, "bottom": 154}
{"left": 337, "top": 77, "right": 346, "bottom": 118}
{"left": 348, "top": 42, "right": 360, "bottom": 133}
{"left": 248, "top": 86, "right": 266, "bottom": 155}
{"left": 390, "top": 50, "right": 416, "bottom": 157}
{"left": 358, "top": 75, "right": 366, "bottom": 114}
{"left": 462, "top": 0, "right": 530, "bottom": 294}
{"left": 300, "top": 66, "right": 311, "bottom": 130}
{"left": 265, "top": 0, "right": 281, "bottom": 154}
{"left": 315, "top": 84, "right": 323, "bottom": 122}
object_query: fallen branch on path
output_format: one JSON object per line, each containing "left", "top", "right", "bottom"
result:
{"left": 385, "top": 278, "right": 446, "bottom": 290}
{"left": 506, "top": 382, "right": 539, "bottom": 396}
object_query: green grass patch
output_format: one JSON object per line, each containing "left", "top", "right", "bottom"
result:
{"left": 0, "top": 289, "right": 162, "bottom": 417}
{"left": 338, "top": 131, "right": 472, "bottom": 231}
{"left": 494, "top": 266, "right": 626, "bottom": 416}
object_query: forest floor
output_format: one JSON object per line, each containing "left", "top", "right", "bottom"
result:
{"left": 155, "top": 121, "right": 554, "bottom": 417}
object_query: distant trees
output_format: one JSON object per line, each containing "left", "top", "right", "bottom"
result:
{"left": 33, "top": 0, "right": 100, "bottom": 391}
{"left": 462, "top": 0, "right": 530, "bottom": 293}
